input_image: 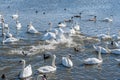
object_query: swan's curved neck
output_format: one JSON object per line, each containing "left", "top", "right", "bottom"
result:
{"left": 98, "top": 47, "right": 102, "bottom": 60}
{"left": 52, "top": 56, "right": 56, "bottom": 68}
{"left": 22, "top": 60, "right": 26, "bottom": 69}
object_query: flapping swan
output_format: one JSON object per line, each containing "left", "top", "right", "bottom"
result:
{"left": 19, "top": 59, "right": 32, "bottom": 79}
{"left": 27, "top": 22, "right": 39, "bottom": 34}
{"left": 84, "top": 46, "right": 102, "bottom": 64}
{"left": 93, "top": 45, "right": 110, "bottom": 54}
{"left": 37, "top": 54, "right": 56, "bottom": 73}
{"left": 42, "top": 32, "right": 56, "bottom": 40}
{"left": 62, "top": 54, "right": 73, "bottom": 68}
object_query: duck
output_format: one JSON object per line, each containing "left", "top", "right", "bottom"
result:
{"left": 37, "top": 54, "right": 56, "bottom": 73}
{"left": 27, "top": 22, "right": 39, "bottom": 34}
{"left": 74, "top": 47, "right": 79, "bottom": 52}
{"left": 103, "top": 15, "right": 113, "bottom": 22}
{"left": 64, "top": 17, "right": 74, "bottom": 23}
{"left": 74, "top": 13, "right": 82, "bottom": 18}
{"left": 62, "top": 54, "right": 73, "bottom": 68}
{"left": 1, "top": 74, "right": 6, "bottom": 79}
{"left": 43, "top": 52, "right": 52, "bottom": 60}
{"left": 89, "top": 16, "right": 97, "bottom": 22}
{"left": 19, "top": 59, "right": 32, "bottom": 79}
{"left": 37, "top": 74, "right": 47, "bottom": 80}
{"left": 93, "top": 45, "right": 111, "bottom": 54}
{"left": 84, "top": 46, "right": 103, "bottom": 65}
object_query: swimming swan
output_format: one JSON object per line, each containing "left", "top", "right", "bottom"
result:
{"left": 62, "top": 54, "right": 73, "bottom": 68}
{"left": 84, "top": 46, "right": 103, "bottom": 64}
{"left": 93, "top": 45, "right": 111, "bottom": 54}
{"left": 12, "top": 13, "right": 19, "bottom": 20}
{"left": 37, "top": 54, "right": 56, "bottom": 73}
{"left": 19, "top": 59, "right": 32, "bottom": 79}
{"left": 2, "top": 33, "right": 19, "bottom": 43}
{"left": 16, "top": 20, "right": 22, "bottom": 30}
{"left": 27, "top": 22, "right": 39, "bottom": 34}
{"left": 103, "top": 15, "right": 113, "bottom": 22}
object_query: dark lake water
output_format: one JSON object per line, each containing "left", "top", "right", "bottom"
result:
{"left": 0, "top": 0, "right": 120, "bottom": 80}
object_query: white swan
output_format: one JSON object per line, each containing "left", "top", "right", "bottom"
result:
{"left": 3, "top": 24, "right": 13, "bottom": 38}
{"left": 103, "top": 15, "right": 113, "bottom": 22}
{"left": 109, "top": 40, "right": 120, "bottom": 48}
{"left": 111, "top": 49, "right": 120, "bottom": 55}
{"left": 62, "top": 54, "right": 73, "bottom": 68}
{"left": 42, "top": 32, "right": 56, "bottom": 40}
{"left": 84, "top": 46, "right": 102, "bottom": 64}
{"left": 97, "top": 34, "right": 111, "bottom": 40}
{"left": 16, "top": 20, "right": 22, "bottom": 30}
{"left": 93, "top": 45, "right": 110, "bottom": 54}
{"left": 2, "top": 33, "right": 19, "bottom": 43}
{"left": 27, "top": 22, "right": 39, "bottom": 34}
{"left": 73, "top": 24, "right": 80, "bottom": 31}
{"left": 37, "top": 54, "right": 56, "bottom": 73}
{"left": 58, "top": 22, "right": 66, "bottom": 28}
{"left": 112, "top": 34, "right": 120, "bottom": 41}
{"left": 12, "top": 13, "right": 19, "bottom": 20}
{"left": 19, "top": 59, "right": 32, "bottom": 79}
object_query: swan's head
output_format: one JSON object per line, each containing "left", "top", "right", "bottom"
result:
{"left": 19, "top": 59, "right": 25, "bottom": 64}
{"left": 53, "top": 54, "right": 56, "bottom": 59}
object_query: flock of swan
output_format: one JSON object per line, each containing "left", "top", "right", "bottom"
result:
{"left": 1, "top": 11, "right": 120, "bottom": 80}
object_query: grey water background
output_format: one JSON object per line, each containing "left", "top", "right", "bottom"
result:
{"left": 0, "top": 0, "right": 120, "bottom": 80}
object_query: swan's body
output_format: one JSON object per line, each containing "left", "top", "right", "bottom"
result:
{"left": 19, "top": 59, "right": 32, "bottom": 79}
{"left": 110, "top": 41, "right": 120, "bottom": 48}
{"left": 103, "top": 15, "right": 113, "bottom": 22}
{"left": 97, "top": 34, "right": 111, "bottom": 40}
{"left": 16, "top": 21, "right": 22, "bottom": 30}
{"left": 111, "top": 49, "right": 120, "bottom": 54}
{"left": 73, "top": 24, "right": 80, "bottom": 31}
{"left": 93, "top": 45, "right": 110, "bottom": 54}
{"left": 42, "top": 32, "right": 56, "bottom": 40}
{"left": 27, "top": 22, "right": 39, "bottom": 34}
{"left": 12, "top": 13, "right": 19, "bottom": 20}
{"left": 58, "top": 22, "right": 66, "bottom": 27}
{"left": 84, "top": 46, "right": 102, "bottom": 64}
{"left": 63, "top": 27, "right": 76, "bottom": 35}
{"left": 37, "top": 54, "right": 56, "bottom": 73}
{"left": 112, "top": 35, "right": 120, "bottom": 41}
{"left": 2, "top": 33, "right": 19, "bottom": 43}
{"left": 62, "top": 55, "right": 73, "bottom": 68}
{"left": 5, "top": 26, "right": 13, "bottom": 38}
